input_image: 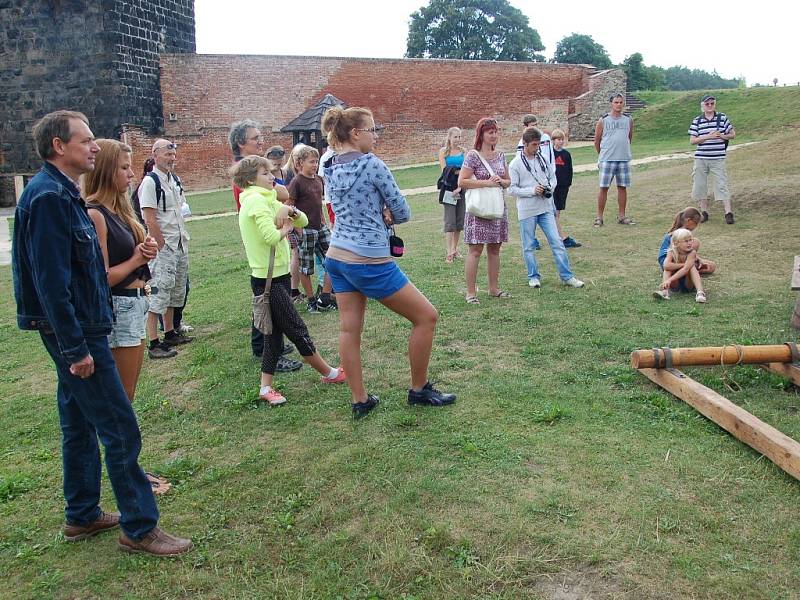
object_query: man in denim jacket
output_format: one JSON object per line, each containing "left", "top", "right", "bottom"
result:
{"left": 12, "top": 111, "right": 192, "bottom": 556}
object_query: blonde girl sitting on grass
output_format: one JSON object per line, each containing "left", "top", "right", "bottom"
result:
{"left": 653, "top": 228, "right": 707, "bottom": 303}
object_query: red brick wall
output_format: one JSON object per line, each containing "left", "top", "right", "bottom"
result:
{"left": 128, "top": 55, "right": 617, "bottom": 192}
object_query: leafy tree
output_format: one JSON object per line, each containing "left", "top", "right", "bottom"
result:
{"left": 406, "top": 0, "right": 545, "bottom": 61}
{"left": 552, "top": 33, "right": 612, "bottom": 69}
{"left": 663, "top": 66, "right": 739, "bottom": 91}
{"left": 622, "top": 53, "right": 665, "bottom": 91}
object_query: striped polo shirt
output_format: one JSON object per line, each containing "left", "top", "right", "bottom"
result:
{"left": 688, "top": 112, "right": 733, "bottom": 159}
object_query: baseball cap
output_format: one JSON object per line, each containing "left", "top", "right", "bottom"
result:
{"left": 701, "top": 95, "right": 716, "bottom": 102}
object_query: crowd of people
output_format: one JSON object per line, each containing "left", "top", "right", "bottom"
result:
{"left": 10, "top": 93, "right": 735, "bottom": 557}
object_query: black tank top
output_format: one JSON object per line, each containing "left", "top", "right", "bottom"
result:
{"left": 88, "top": 203, "right": 150, "bottom": 292}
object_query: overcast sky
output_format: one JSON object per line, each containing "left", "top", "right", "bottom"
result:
{"left": 195, "top": 0, "right": 796, "bottom": 87}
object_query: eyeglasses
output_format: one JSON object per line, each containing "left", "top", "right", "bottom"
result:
{"left": 704, "top": 100, "right": 716, "bottom": 105}
{"left": 355, "top": 126, "right": 384, "bottom": 134}
{"left": 153, "top": 143, "right": 177, "bottom": 151}
{"left": 247, "top": 135, "right": 264, "bottom": 142}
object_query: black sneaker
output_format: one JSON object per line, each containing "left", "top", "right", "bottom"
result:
{"left": 700, "top": 210, "right": 709, "bottom": 223}
{"left": 352, "top": 394, "right": 380, "bottom": 419}
{"left": 317, "top": 300, "right": 337, "bottom": 312}
{"left": 408, "top": 382, "right": 456, "bottom": 407}
{"left": 562, "top": 236, "right": 582, "bottom": 248}
{"left": 275, "top": 356, "right": 302, "bottom": 373}
{"left": 533, "top": 238, "right": 541, "bottom": 250}
{"left": 307, "top": 299, "right": 321, "bottom": 313}
{"left": 163, "top": 330, "right": 194, "bottom": 346}
{"left": 281, "top": 343, "right": 295, "bottom": 356}
{"left": 149, "top": 342, "right": 177, "bottom": 359}
{"left": 724, "top": 212, "right": 734, "bottom": 225}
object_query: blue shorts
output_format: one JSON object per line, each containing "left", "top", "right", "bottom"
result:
{"left": 598, "top": 161, "right": 631, "bottom": 188}
{"left": 324, "top": 257, "right": 409, "bottom": 300}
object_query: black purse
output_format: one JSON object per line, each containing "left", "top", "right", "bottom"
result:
{"left": 389, "top": 226, "right": 404, "bottom": 258}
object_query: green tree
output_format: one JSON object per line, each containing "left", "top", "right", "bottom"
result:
{"left": 622, "top": 53, "right": 646, "bottom": 90}
{"left": 405, "top": 0, "right": 545, "bottom": 61}
{"left": 552, "top": 33, "right": 612, "bottom": 69}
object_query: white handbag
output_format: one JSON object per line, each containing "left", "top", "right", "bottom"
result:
{"left": 464, "top": 152, "right": 505, "bottom": 220}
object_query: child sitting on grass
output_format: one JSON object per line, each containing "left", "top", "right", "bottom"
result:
{"left": 653, "top": 228, "right": 707, "bottom": 303}
{"left": 233, "top": 155, "right": 347, "bottom": 405}
{"left": 658, "top": 207, "right": 716, "bottom": 275}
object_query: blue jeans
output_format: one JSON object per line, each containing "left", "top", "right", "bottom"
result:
{"left": 40, "top": 333, "right": 159, "bottom": 540}
{"left": 519, "top": 211, "right": 573, "bottom": 281}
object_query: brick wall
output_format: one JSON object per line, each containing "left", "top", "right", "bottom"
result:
{"left": 0, "top": 0, "right": 195, "bottom": 206}
{"left": 144, "top": 55, "right": 622, "bottom": 192}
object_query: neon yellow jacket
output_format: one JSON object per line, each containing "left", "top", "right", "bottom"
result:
{"left": 238, "top": 185, "right": 308, "bottom": 278}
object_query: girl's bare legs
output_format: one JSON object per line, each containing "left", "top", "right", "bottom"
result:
{"left": 465, "top": 243, "right": 483, "bottom": 297}
{"left": 445, "top": 231, "right": 455, "bottom": 259}
{"left": 486, "top": 242, "right": 502, "bottom": 295}
{"left": 111, "top": 344, "right": 145, "bottom": 402}
{"left": 454, "top": 230, "right": 463, "bottom": 257}
{"left": 336, "top": 291, "right": 368, "bottom": 402}
{"left": 378, "top": 282, "right": 438, "bottom": 390}
{"left": 688, "top": 266, "right": 703, "bottom": 293}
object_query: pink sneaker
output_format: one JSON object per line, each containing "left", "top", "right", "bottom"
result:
{"left": 321, "top": 367, "right": 346, "bottom": 384}
{"left": 259, "top": 389, "right": 287, "bottom": 406}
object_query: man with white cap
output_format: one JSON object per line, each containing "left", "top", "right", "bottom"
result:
{"left": 140, "top": 139, "right": 193, "bottom": 358}
{"left": 689, "top": 94, "right": 736, "bottom": 224}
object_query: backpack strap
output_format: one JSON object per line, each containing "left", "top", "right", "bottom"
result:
{"left": 147, "top": 171, "right": 166, "bottom": 212}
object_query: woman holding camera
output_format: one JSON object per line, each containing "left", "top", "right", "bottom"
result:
{"left": 508, "top": 127, "right": 584, "bottom": 289}
{"left": 458, "top": 117, "right": 511, "bottom": 304}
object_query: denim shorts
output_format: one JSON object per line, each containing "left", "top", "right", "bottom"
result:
{"left": 108, "top": 295, "right": 149, "bottom": 348}
{"left": 324, "top": 257, "right": 409, "bottom": 300}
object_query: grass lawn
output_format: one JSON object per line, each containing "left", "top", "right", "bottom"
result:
{"left": 1, "top": 129, "right": 799, "bottom": 597}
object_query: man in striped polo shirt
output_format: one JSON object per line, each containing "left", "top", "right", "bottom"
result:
{"left": 689, "top": 95, "right": 736, "bottom": 224}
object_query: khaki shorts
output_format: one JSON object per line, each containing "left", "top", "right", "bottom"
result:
{"left": 148, "top": 244, "right": 188, "bottom": 315}
{"left": 692, "top": 158, "right": 730, "bottom": 201}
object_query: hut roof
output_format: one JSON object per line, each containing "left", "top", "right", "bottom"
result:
{"left": 281, "top": 94, "right": 346, "bottom": 133}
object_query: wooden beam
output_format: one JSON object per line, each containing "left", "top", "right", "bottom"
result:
{"left": 792, "top": 256, "right": 800, "bottom": 291}
{"left": 637, "top": 367, "right": 800, "bottom": 481}
{"left": 631, "top": 344, "right": 795, "bottom": 369}
{"left": 761, "top": 362, "right": 800, "bottom": 387}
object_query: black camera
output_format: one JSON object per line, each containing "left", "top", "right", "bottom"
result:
{"left": 542, "top": 186, "right": 552, "bottom": 198}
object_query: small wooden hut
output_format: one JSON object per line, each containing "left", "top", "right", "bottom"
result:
{"left": 281, "top": 94, "right": 346, "bottom": 152}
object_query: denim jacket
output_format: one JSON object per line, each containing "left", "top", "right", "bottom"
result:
{"left": 12, "top": 162, "right": 113, "bottom": 362}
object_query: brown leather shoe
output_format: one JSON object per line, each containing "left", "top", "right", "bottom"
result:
{"left": 63, "top": 510, "right": 120, "bottom": 541}
{"left": 118, "top": 526, "right": 193, "bottom": 556}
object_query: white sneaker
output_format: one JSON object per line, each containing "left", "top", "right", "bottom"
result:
{"left": 528, "top": 277, "right": 541, "bottom": 288}
{"left": 178, "top": 323, "right": 194, "bottom": 334}
{"left": 562, "top": 277, "right": 584, "bottom": 288}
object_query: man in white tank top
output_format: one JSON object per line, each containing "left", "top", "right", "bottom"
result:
{"left": 593, "top": 93, "right": 634, "bottom": 226}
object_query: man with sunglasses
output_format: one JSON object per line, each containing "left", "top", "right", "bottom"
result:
{"left": 140, "top": 139, "right": 193, "bottom": 358}
{"left": 689, "top": 94, "right": 736, "bottom": 224}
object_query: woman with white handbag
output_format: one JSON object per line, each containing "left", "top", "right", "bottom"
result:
{"left": 458, "top": 117, "right": 512, "bottom": 304}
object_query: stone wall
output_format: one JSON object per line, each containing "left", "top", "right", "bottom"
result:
{"left": 0, "top": 0, "right": 195, "bottom": 206}
{"left": 130, "top": 55, "right": 622, "bottom": 192}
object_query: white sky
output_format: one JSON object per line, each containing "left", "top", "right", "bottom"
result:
{"left": 195, "top": 0, "right": 797, "bottom": 87}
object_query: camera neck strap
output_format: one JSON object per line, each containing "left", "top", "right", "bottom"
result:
{"left": 520, "top": 151, "right": 553, "bottom": 190}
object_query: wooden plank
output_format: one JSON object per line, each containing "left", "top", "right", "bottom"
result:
{"left": 761, "top": 362, "right": 800, "bottom": 387}
{"left": 638, "top": 367, "right": 800, "bottom": 481}
{"left": 792, "top": 256, "right": 800, "bottom": 291}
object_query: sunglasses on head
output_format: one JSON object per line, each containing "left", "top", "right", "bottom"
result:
{"left": 154, "top": 142, "right": 177, "bottom": 151}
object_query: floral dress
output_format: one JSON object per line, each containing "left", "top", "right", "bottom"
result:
{"left": 463, "top": 150, "right": 509, "bottom": 245}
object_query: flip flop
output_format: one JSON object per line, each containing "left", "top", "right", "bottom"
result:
{"left": 489, "top": 290, "right": 512, "bottom": 298}
{"left": 145, "top": 472, "right": 172, "bottom": 496}
{"left": 465, "top": 295, "right": 480, "bottom": 304}
{"left": 593, "top": 218, "right": 603, "bottom": 227}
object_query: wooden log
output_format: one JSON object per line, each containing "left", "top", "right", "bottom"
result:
{"left": 761, "top": 362, "right": 800, "bottom": 387}
{"left": 631, "top": 344, "right": 796, "bottom": 369}
{"left": 637, "top": 368, "right": 800, "bottom": 480}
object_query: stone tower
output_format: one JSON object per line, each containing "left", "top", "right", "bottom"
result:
{"left": 0, "top": 0, "right": 196, "bottom": 206}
